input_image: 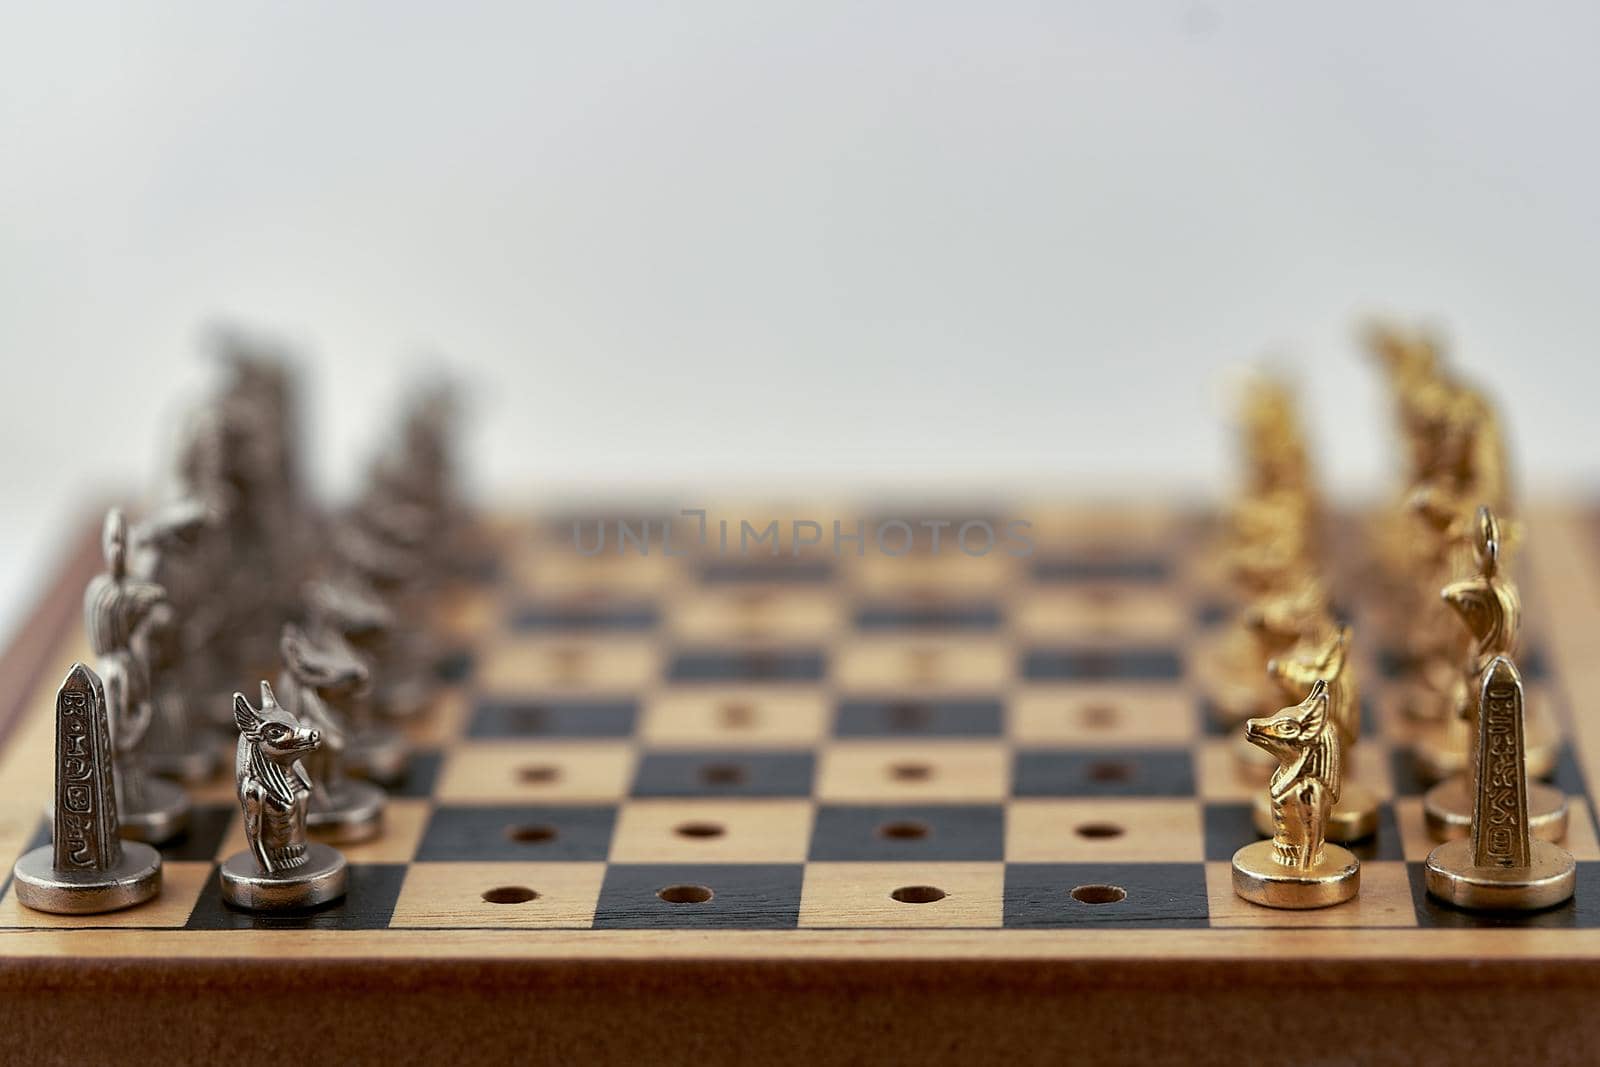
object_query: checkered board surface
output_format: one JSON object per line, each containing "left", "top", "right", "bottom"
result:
{"left": 4, "top": 504, "right": 1600, "bottom": 947}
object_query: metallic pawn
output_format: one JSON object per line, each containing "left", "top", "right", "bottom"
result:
{"left": 1233, "top": 680, "right": 1361, "bottom": 909}
{"left": 14, "top": 664, "right": 162, "bottom": 914}
{"left": 219, "top": 684, "right": 347, "bottom": 912}
{"left": 1426, "top": 657, "right": 1575, "bottom": 911}
{"left": 1207, "top": 577, "right": 1327, "bottom": 726}
{"left": 305, "top": 580, "right": 410, "bottom": 783}
{"left": 130, "top": 500, "right": 219, "bottom": 783}
{"left": 1249, "top": 627, "right": 1381, "bottom": 843}
{"left": 84, "top": 509, "right": 189, "bottom": 843}
{"left": 278, "top": 624, "right": 385, "bottom": 843}
{"left": 1422, "top": 508, "right": 1567, "bottom": 841}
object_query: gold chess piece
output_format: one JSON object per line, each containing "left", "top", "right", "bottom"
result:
{"left": 1421, "top": 509, "right": 1567, "bottom": 841}
{"left": 1232, "top": 680, "right": 1361, "bottom": 908}
{"left": 1425, "top": 656, "right": 1575, "bottom": 911}
{"left": 1247, "top": 626, "right": 1381, "bottom": 842}
{"left": 1207, "top": 577, "right": 1328, "bottom": 725}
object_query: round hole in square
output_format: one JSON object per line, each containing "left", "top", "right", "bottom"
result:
{"left": 1070, "top": 884, "right": 1127, "bottom": 905}
{"left": 517, "top": 763, "right": 562, "bottom": 785}
{"left": 888, "top": 762, "right": 932, "bottom": 782}
{"left": 1087, "top": 760, "right": 1132, "bottom": 783}
{"left": 891, "top": 885, "right": 946, "bottom": 904}
{"left": 700, "top": 762, "right": 747, "bottom": 786}
{"left": 675, "top": 821, "right": 726, "bottom": 839}
{"left": 1074, "top": 822, "right": 1124, "bottom": 840}
{"left": 887, "top": 701, "right": 931, "bottom": 730}
{"left": 878, "top": 820, "right": 929, "bottom": 840}
{"left": 720, "top": 702, "right": 757, "bottom": 728}
{"left": 482, "top": 886, "right": 539, "bottom": 904}
{"left": 506, "top": 824, "right": 558, "bottom": 844}
{"left": 657, "top": 884, "right": 714, "bottom": 904}
{"left": 1080, "top": 704, "right": 1119, "bottom": 729}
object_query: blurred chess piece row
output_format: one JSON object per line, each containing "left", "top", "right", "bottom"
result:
{"left": 14, "top": 332, "right": 474, "bottom": 914}
{"left": 1201, "top": 373, "right": 1372, "bottom": 908}
{"left": 1362, "top": 322, "right": 1568, "bottom": 848}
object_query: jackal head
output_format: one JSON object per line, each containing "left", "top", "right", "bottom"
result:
{"left": 280, "top": 623, "right": 369, "bottom": 700}
{"left": 1245, "top": 679, "right": 1332, "bottom": 768}
{"left": 234, "top": 681, "right": 320, "bottom": 764}
{"left": 1243, "top": 579, "right": 1328, "bottom": 656}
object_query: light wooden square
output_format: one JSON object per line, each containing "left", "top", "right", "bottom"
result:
{"left": 514, "top": 547, "right": 681, "bottom": 596}
{"left": 1012, "top": 588, "right": 1186, "bottom": 642}
{"left": 391, "top": 862, "right": 606, "bottom": 928}
{"left": 478, "top": 637, "right": 660, "bottom": 693}
{"left": 0, "top": 861, "right": 211, "bottom": 929}
{"left": 212, "top": 798, "right": 431, "bottom": 864}
{"left": 667, "top": 589, "right": 844, "bottom": 642}
{"left": 1010, "top": 685, "right": 1196, "bottom": 746}
{"left": 1020, "top": 504, "right": 1179, "bottom": 548}
{"left": 641, "top": 688, "right": 830, "bottom": 748}
{"left": 816, "top": 741, "right": 1010, "bottom": 802}
{"left": 1205, "top": 860, "right": 1418, "bottom": 928}
{"left": 799, "top": 862, "right": 1004, "bottom": 928}
{"left": 609, "top": 800, "right": 814, "bottom": 863}
{"left": 435, "top": 742, "right": 636, "bottom": 804}
{"left": 847, "top": 551, "right": 1021, "bottom": 595}
{"left": 1006, "top": 799, "right": 1204, "bottom": 862}
{"left": 832, "top": 638, "right": 1012, "bottom": 691}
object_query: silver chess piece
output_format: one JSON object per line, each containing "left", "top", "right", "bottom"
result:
{"left": 85, "top": 509, "right": 190, "bottom": 843}
{"left": 13, "top": 663, "right": 162, "bottom": 914}
{"left": 220, "top": 683, "right": 348, "bottom": 912}
{"left": 130, "top": 499, "right": 220, "bottom": 783}
{"left": 304, "top": 579, "right": 411, "bottom": 782}
{"left": 278, "top": 624, "right": 385, "bottom": 843}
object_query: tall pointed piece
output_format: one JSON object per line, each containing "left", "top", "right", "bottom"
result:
{"left": 13, "top": 663, "right": 162, "bottom": 914}
{"left": 1425, "top": 655, "right": 1575, "bottom": 911}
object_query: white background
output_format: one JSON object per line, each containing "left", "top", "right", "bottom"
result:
{"left": 2, "top": 3, "right": 1598, "bottom": 639}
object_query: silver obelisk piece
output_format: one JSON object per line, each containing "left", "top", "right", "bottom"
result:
{"left": 220, "top": 682, "right": 348, "bottom": 912}
{"left": 14, "top": 663, "right": 162, "bottom": 914}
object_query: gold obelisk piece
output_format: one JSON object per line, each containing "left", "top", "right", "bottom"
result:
{"left": 1425, "top": 655, "right": 1575, "bottom": 911}
{"left": 1233, "top": 680, "right": 1360, "bottom": 909}
{"left": 1421, "top": 507, "right": 1567, "bottom": 842}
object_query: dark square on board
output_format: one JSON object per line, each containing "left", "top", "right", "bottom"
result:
{"left": 594, "top": 863, "right": 804, "bottom": 929}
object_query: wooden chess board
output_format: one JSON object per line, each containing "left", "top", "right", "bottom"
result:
{"left": 3, "top": 502, "right": 1600, "bottom": 1065}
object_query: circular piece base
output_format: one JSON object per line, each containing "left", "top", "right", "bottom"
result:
{"left": 147, "top": 742, "right": 220, "bottom": 785}
{"left": 119, "top": 776, "right": 191, "bottom": 845}
{"left": 346, "top": 728, "right": 408, "bottom": 786}
{"left": 1252, "top": 783, "right": 1380, "bottom": 843}
{"left": 220, "top": 843, "right": 348, "bottom": 912}
{"left": 1423, "top": 777, "right": 1568, "bottom": 844}
{"left": 1231, "top": 726, "right": 1277, "bottom": 785}
{"left": 1424, "top": 838, "right": 1576, "bottom": 912}
{"left": 12, "top": 842, "right": 162, "bottom": 915}
{"left": 308, "top": 781, "right": 387, "bottom": 844}
{"left": 1231, "top": 839, "right": 1360, "bottom": 909}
